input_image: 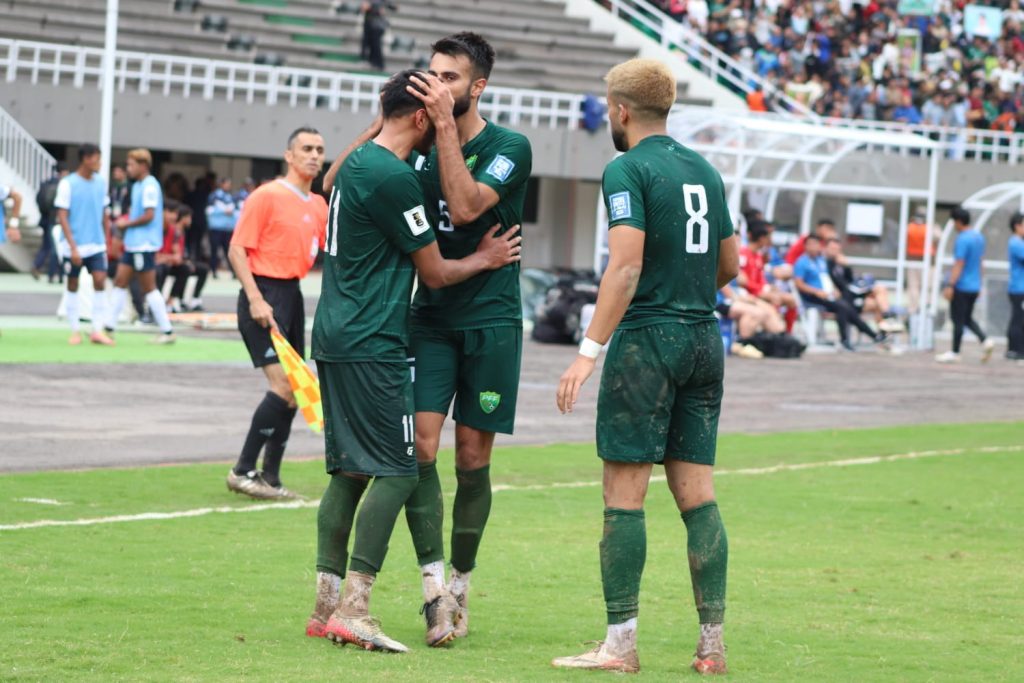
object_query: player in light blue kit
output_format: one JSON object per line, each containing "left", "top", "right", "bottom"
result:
{"left": 105, "top": 148, "right": 176, "bottom": 344}
{"left": 55, "top": 143, "right": 114, "bottom": 346}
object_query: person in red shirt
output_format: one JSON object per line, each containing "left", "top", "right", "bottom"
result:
{"left": 785, "top": 218, "right": 837, "bottom": 265}
{"left": 225, "top": 127, "right": 329, "bottom": 500}
{"left": 740, "top": 221, "right": 799, "bottom": 331}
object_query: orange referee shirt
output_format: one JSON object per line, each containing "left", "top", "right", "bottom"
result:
{"left": 230, "top": 179, "right": 328, "bottom": 280}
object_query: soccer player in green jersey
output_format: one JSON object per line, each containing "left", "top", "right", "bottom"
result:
{"left": 305, "top": 70, "right": 522, "bottom": 653}
{"left": 401, "top": 32, "right": 533, "bottom": 642}
{"left": 551, "top": 59, "right": 739, "bottom": 675}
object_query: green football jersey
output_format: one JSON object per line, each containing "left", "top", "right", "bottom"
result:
{"left": 312, "top": 141, "right": 437, "bottom": 363}
{"left": 410, "top": 121, "right": 532, "bottom": 330}
{"left": 601, "top": 135, "right": 733, "bottom": 328}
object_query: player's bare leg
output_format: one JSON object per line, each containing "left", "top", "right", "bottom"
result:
{"left": 448, "top": 423, "right": 496, "bottom": 638}
{"left": 552, "top": 461, "right": 650, "bottom": 673}
{"left": 105, "top": 262, "right": 135, "bottom": 333}
{"left": 666, "top": 460, "right": 728, "bottom": 675}
{"left": 408, "top": 411, "right": 460, "bottom": 646}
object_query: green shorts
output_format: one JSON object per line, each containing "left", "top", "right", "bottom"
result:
{"left": 410, "top": 325, "right": 522, "bottom": 435}
{"left": 596, "top": 321, "right": 724, "bottom": 466}
{"left": 316, "top": 360, "right": 417, "bottom": 477}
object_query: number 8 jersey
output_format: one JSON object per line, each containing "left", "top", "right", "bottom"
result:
{"left": 602, "top": 134, "right": 733, "bottom": 327}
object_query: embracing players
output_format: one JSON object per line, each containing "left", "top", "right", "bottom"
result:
{"left": 552, "top": 59, "right": 739, "bottom": 675}
{"left": 402, "top": 32, "right": 532, "bottom": 641}
{"left": 305, "top": 70, "right": 521, "bottom": 652}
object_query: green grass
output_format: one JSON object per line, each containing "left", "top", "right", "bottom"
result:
{"left": 0, "top": 328, "right": 250, "bottom": 364}
{"left": 2, "top": 423, "right": 1023, "bottom": 681}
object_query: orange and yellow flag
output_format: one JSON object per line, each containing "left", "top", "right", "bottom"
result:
{"left": 270, "top": 329, "right": 323, "bottom": 434}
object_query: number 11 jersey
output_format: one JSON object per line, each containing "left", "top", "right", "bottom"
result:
{"left": 602, "top": 134, "right": 733, "bottom": 328}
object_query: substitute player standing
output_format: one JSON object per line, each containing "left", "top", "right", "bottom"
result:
{"left": 224, "top": 127, "right": 328, "bottom": 500}
{"left": 552, "top": 59, "right": 739, "bottom": 675}
{"left": 105, "top": 148, "right": 176, "bottom": 343}
{"left": 304, "top": 71, "right": 521, "bottom": 652}
{"left": 402, "top": 32, "right": 532, "bottom": 640}
{"left": 55, "top": 143, "right": 114, "bottom": 346}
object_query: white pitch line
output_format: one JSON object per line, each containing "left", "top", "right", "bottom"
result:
{"left": 15, "top": 497, "right": 69, "bottom": 506}
{"left": 1, "top": 445, "right": 1020, "bottom": 532}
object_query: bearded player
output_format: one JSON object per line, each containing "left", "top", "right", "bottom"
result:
{"left": 552, "top": 59, "right": 739, "bottom": 675}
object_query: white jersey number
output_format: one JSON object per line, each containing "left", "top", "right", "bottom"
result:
{"left": 401, "top": 414, "right": 415, "bottom": 443}
{"left": 682, "top": 184, "right": 709, "bottom": 254}
{"left": 438, "top": 200, "right": 454, "bottom": 232}
{"left": 327, "top": 186, "right": 341, "bottom": 256}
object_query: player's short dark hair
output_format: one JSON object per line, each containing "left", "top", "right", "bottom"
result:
{"left": 78, "top": 143, "right": 100, "bottom": 161}
{"left": 748, "top": 221, "right": 770, "bottom": 242}
{"left": 816, "top": 218, "right": 836, "bottom": 228}
{"left": 380, "top": 69, "right": 428, "bottom": 119}
{"left": 1010, "top": 211, "right": 1023, "bottom": 232}
{"left": 826, "top": 237, "right": 841, "bottom": 245}
{"left": 177, "top": 205, "right": 193, "bottom": 219}
{"left": 950, "top": 206, "right": 971, "bottom": 225}
{"left": 805, "top": 234, "right": 822, "bottom": 244}
{"left": 432, "top": 32, "right": 495, "bottom": 79}
{"left": 164, "top": 198, "right": 181, "bottom": 213}
{"left": 287, "top": 126, "right": 321, "bottom": 148}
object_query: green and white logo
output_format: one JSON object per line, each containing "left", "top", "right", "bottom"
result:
{"left": 479, "top": 391, "right": 501, "bottom": 414}
{"left": 465, "top": 154, "right": 478, "bottom": 171}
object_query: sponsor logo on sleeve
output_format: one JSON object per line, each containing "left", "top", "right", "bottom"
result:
{"left": 609, "top": 192, "right": 632, "bottom": 221}
{"left": 403, "top": 205, "right": 430, "bottom": 236}
{"left": 485, "top": 155, "right": 515, "bottom": 183}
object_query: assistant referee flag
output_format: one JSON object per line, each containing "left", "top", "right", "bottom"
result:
{"left": 270, "top": 329, "right": 324, "bottom": 434}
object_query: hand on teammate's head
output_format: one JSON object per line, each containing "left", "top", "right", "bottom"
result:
{"left": 406, "top": 72, "right": 455, "bottom": 121}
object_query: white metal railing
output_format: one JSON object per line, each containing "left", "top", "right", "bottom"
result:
{"left": 0, "top": 103, "right": 57, "bottom": 192}
{"left": 0, "top": 39, "right": 586, "bottom": 131}
{"left": 680, "top": 106, "right": 1024, "bottom": 165}
{"left": 597, "top": 0, "right": 817, "bottom": 119}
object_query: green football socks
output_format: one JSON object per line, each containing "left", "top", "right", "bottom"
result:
{"left": 349, "top": 475, "right": 418, "bottom": 575}
{"left": 315, "top": 473, "right": 369, "bottom": 577}
{"left": 404, "top": 461, "right": 446, "bottom": 566}
{"left": 682, "top": 501, "right": 728, "bottom": 624}
{"left": 601, "top": 507, "right": 647, "bottom": 624}
{"left": 450, "top": 465, "right": 492, "bottom": 573}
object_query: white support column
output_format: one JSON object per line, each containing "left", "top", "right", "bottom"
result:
{"left": 916, "top": 147, "right": 940, "bottom": 350}
{"left": 895, "top": 195, "right": 908, "bottom": 311}
{"left": 99, "top": 0, "right": 119, "bottom": 182}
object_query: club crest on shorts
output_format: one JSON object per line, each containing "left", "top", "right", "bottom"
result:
{"left": 479, "top": 391, "right": 501, "bottom": 414}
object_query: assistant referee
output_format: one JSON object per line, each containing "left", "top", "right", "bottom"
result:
{"left": 225, "top": 127, "right": 328, "bottom": 500}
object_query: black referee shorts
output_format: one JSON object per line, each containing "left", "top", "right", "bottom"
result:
{"left": 238, "top": 275, "right": 305, "bottom": 368}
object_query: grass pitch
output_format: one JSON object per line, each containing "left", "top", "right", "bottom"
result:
{"left": 0, "top": 328, "right": 249, "bottom": 364}
{"left": 2, "top": 422, "right": 1022, "bottom": 682}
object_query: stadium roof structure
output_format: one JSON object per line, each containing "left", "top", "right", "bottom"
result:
{"left": 670, "top": 108, "right": 943, "bottom": 350}
{"left": 926, "top": 182, "right": 1024, "bottom": 334}
{"left": 593, "top": 108, "right": 944, "bottom": 349}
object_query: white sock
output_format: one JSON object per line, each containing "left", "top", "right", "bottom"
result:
{"left": 605, "top": 618, "right": 637, "bottom": 654}
{"left": 108, "top": 287, "right": 128, "bottom": 330}
{"left": 91, "top": 289, "right": 107, "bottom": 334}
{"left": 448, "top": 568, "right": 471, "bottom": 599}
{"left": 421, "top": 561, "right": 446, "bottom": 603}
{"left": 145, "top": 289, "right": 173, "bottom": 334}
{"left": 66, "top": 291, "right": 80, "bottom": 332}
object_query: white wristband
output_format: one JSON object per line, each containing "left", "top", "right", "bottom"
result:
{"left": 7, "top": 217, "right": 19, "bottom": 230}
{"left": 578, "top": 336, "right": 603, "bottom": 359}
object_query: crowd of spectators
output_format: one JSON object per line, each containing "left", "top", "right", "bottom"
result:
{"left": 654, "top": 0, "right": 1024, "bottom": 134}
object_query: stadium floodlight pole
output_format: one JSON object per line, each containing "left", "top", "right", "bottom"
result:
{"left": 99, "top": 0, "right": 119, "bottom": 182}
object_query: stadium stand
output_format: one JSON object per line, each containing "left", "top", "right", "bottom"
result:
{"left": 0, "top": 0, "right": 702, "bottom": 101}
{"left": 651, "top": 0, "right": 1024, "bottom": 128}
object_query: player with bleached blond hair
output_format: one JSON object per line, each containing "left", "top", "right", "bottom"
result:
{"left": 552, "top": 58, "right": 739, "bottom": 675}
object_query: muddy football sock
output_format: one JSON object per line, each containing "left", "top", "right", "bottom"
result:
{"left": 682, "top": 501, "right": 728, "bottom": 624}
{"left": 315, "top": 473, "right": 369, "bottom": 577}
{"left": 450, "top": 465, "right": 491, "bottom": 573}
{"left": 601, "top": 507, "right": 646, "bottom": 625}
{"left": 405, "top": 461, "right": 445, "bottom": 566}
{"left": 349, "top": 475, "right": 418, "bottom": 575}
